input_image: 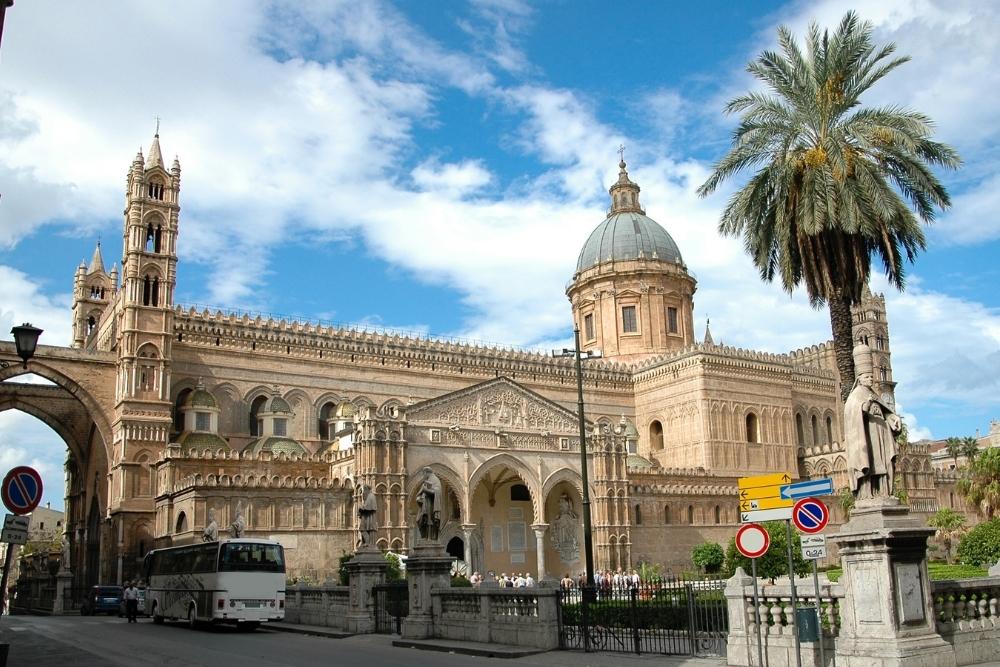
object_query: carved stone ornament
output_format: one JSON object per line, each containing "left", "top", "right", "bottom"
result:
{"left": 549, "top": 493, "right": 580, "bottom": 564}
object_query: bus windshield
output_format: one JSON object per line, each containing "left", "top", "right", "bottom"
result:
{"left": 218, "top": 543, "right": 285, "bottom": 573}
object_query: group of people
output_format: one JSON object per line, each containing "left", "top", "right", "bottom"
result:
{"left": 559, "top": 568, "right": 643, "bottom": 591}
{"left": 468, "top": 571, "right": 536, "bottom": 588}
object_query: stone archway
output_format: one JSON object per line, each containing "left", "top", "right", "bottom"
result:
{"left": 467, "top": 457, "right": 541, "bottom": 578}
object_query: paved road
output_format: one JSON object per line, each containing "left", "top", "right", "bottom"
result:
{"left": 0, "top": 615, "right": 723, "bottom": 667}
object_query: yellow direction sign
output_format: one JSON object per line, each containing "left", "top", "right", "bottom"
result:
{"left": 738, "top": 472, "right": 794, "bottom": 523}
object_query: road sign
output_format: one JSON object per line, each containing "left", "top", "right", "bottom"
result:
{"left": 1, "top": 466, "right": 43, "bottom": 516}
{"left": 792, "top": 497, "right": 829, "bottom": 534}
{"left": 800, "top": 535, "right": 827, "bottom": 560}
{"left": 736, "top": 523, "right": 770, "bottom": 559}
{"left": 740, "top": 507, "right": 793, "bottom": 523}
{"left": 1, "top": 514, "right": 28, "bottom": 545}
{"left": 738, "top": 472, "right": 794, "bottom": 522}
{"left": 780, "top": 477, "right": 834, "bottom": 500}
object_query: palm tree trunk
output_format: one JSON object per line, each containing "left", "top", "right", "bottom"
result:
{"left": 829, "top": 288, "right": 856, "bottom": 403}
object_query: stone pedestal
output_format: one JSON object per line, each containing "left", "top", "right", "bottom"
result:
{"left": 52, "top": 570, "right": 72, "bottom": 616}
{"left": 831, "top": 498, "right": 955, "bottom": 667}
{"left": 401, "top": 543, "right": 453, "bottom": 640}
{"left": 345, "top": 548, "right": 389, "bottom": 634}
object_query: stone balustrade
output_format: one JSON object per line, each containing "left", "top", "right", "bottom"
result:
{"left": 283, "top": 582, "right": 350, "bottom": 629}
{"left": 932, "top": 577, "right": 1000, "bottom": 666}
{"left": 430, "top": 586, "right": 559, "bottom": 649}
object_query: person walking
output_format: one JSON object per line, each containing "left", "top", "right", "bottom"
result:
{"left": 123, "top": 581, "right": 139, "bottom": 623}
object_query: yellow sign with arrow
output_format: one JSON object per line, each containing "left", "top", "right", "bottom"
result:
{"left": 737, "top": 472, "right": 794, "bottom": 522}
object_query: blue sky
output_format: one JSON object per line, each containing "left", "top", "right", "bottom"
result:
{"left": 1, "top": 0, "right": 999, "bottom": 510}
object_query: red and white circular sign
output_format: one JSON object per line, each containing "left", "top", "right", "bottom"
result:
{"left": 736, "top": 523, "right": 770, "bottom": 559}
{"left": 792, "top": 497, "right": 829, "bottom": 534}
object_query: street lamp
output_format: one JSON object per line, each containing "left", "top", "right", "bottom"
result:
{"left": 11, "top": 323, "right": 43, "bottom": 368}
{"left": 553, "top": 326, "right": 601, "bottom": 588}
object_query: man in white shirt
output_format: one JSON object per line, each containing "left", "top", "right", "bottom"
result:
{"left": 123, "top": 581, "right": 139, "bottom": 623}
{"left": 525, "top": 573, "right": 535, "bottom": 587}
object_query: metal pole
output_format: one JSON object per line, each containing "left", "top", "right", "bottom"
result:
{"left": 785, "top": 520, "right": 802, "bottom": 667}
{"left": 0, "top": 543, "right": 15, "bottom": 616}
{"left": 574, "top": 327, "right": 595, "bottom": 588}
{"left": 813, "top": 559, "right": 826, "bottom": 667}
{"left": 751, "top": 557, "right": 765, "bottom": 667}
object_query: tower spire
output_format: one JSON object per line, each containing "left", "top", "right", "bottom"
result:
{"left": 703, "top": 317, "right": 714, "bottom": 345}
{"left": 146, "top": 122, "right": 163, "bottom": 169}
{"left": 88, "top": 240, "right": 105, "bottom": 274}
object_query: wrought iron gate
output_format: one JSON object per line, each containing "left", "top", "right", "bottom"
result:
{"left": 373, "top": 582, "right": 409, "bottom": 634}
{"left": 558, "top": 578, "right": 727, "bottom": 657}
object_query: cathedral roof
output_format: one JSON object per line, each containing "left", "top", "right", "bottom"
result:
{"left": 575, "top": 161, "right": 684, "bottom": 273}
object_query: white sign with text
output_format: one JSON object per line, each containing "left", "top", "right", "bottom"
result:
{"left": 800, "top": 534, "right": 827, "bottom": 560}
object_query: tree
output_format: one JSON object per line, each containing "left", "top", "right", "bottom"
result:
{"left": 957, "top": 518, "right": 1000, "bottom": 567}
{"left": 960, "top": 436, "right": 980, "bottom": 464}
{"left": 725, "top": 521, "right": 810, "bottom": 580}
{"left": 697, "top": 12, "right": 960, "bottom": 400}
{"left": 956, "top": 447, "right": 1000, "bottom": 520}
{"left": 838, "top": 487, "right": 856, "bottom": 517}
{"left": 927, "top": 508, "right": 966, "bottom": 563}
{"left": 692, "top": 542, "right": 725, "bottom": 574}
{"left": 945, "top": 437, "right": 963, "bottom": 469}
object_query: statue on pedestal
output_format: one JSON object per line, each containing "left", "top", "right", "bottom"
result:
{"left": 845, "top": 343, "right": 902, "bottom": 501}
{"left": 203, "top": 509, "right": 219, "bottom": 542}
{"left": 416, "top": 467, "right": 442, "bottom": 542}
{"left": 358, "top": 485, "right": 378, "bottom": 549}
{"left": 229, "top": 500, "right": 246, "bottom": 538}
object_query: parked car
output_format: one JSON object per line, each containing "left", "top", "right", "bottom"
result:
{"left": 80, "top": 585, "right": 123, "bottom": 616}
{"left": 119, "top": 588, "right": 146, "bottom": 617}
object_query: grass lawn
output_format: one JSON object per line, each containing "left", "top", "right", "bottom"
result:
{"left": 822, "top": 562, "right": 988, "bottom": 582}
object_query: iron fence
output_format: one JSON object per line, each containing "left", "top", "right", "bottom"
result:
{"left": 373, "top": 582, "right": 408, "bottom": 634}
{"left": 558, "top": 578, "right": 727, "bottom": 657}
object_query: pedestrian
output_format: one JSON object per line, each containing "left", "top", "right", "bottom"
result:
{"left": 525, "top": 573, "right": 535, "bottom": 587}
{"left": 123, "top": 581, "right": 139, "bottom": 623}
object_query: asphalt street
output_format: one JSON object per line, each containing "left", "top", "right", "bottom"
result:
{"left": 0, "top": 615, "right": 724, "bottom": 667}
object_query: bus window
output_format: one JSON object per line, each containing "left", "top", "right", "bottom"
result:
{"left": 218, "top": 543, "right": 285, "bottom": 573}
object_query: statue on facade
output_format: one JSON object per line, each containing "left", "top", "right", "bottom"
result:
{"left": 845, "top": 343, "right": 902, "bottom": 501}
{"left": 416, "top": 467, "right": 442, "bottom": 541}
{"left": 229, "top": 500, "right": 247, "bottom": 538}
{"left": 358, "top": 485, "right": 378, "bottom": 549}
{"left": 59, "top": 537, "right": 71, "bottom": 573}
{"left": 550, "top": 493, "right": 580, "bottom": 563}
{"left": 203, "top": 509, "right": 219, "bottom": 542}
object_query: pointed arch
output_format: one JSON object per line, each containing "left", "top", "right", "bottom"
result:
{"left": 405, "top": 462, "right": 465, "bottom": 523}
{"left": 468, "top": 453, "right": 542, "bottom": 522}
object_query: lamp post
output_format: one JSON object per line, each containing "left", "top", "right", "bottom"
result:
{"left": 11, "top": 323, "right": 43, "bottom": 368}
{"left": 553, "top": 326, "right": 601, "bottom": 587}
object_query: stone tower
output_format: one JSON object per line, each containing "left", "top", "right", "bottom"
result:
{"left": 852, "top": 286, "right": 896, "bottom": 406}
{"left": 71, "top": 242, "right": 117, "bottom": 348}
{"left": 566, "top": 160, "right": 696, "bottom": 363}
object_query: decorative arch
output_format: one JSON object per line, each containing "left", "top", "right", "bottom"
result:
{"left": 541, "top": 467, "right": 585, "bottom": 500}
{"left": 467, "top": 453, "right": 542, "bottom": 522}
{"left": 649, "top": 418, "right": 664, "bottom": 451}
{"left": 405, "top": 462, "right": 466, "bottom": 522}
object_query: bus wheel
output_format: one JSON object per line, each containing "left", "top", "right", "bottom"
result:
{"left": 187, "top": 605, "right": 198, "bottom": 630}
{"left": 152, "top": 603, "right": 164, "bottom": 625}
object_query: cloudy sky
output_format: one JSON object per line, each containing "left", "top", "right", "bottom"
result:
{"left": 1, "top": 0, "right": 999, "bottom": 510}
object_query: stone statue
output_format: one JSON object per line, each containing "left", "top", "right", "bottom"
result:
{"left": 59, "top": 537, "right": 71, "bottom": 572}
{"left": 549, "top": 493, "right": 580, "bottom": 563}
{"left": 845, "top": 343, "right": 902, "bottom": 501}
{"left": 229, "top": 500, "right": 247, "bottom": 538}
{"left": 203, "top": 509, "right": 219, "bottom": 542}
{"left": 358, "top": 485, "right": 378, "bottom": 549}
{"left": 416, "top": 467, "right": 442, "bottom": 541}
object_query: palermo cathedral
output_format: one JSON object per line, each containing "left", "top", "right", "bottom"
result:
{"left": 7, "top": 132, "right": 963, "bottom": 588}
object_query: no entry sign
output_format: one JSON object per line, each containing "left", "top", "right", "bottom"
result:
{"left": 735, "top": 522, "right": 770, "bottom": 559}
{"left": 2, "top": 466, "right": 44, "bottom": 516}
{"left": 792, "top": 497, "right": 829, "bottom": 534}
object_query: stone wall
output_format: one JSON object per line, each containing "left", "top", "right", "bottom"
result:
{"left": 283, "top": 583, "right": 349, "bottom": 628}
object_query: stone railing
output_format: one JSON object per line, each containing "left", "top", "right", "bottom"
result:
{"left": 283, "top": 582, "right": 350, "bottom": 629}
{"left": 725, "top": 568, "right": 843, "bottom": 667}
{"left": 932, "top": 577, "right": 1000, "bottom": 666}
{"left": 430, "top": 585, "right": 559, "bottom": 649}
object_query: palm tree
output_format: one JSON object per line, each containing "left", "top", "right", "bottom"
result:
{"left": 957, "top": 448, "right": 1000, "bottom": 520}
{"left": 945, "top": 436, "right": 963, "bottom": 469}
{"left": 927, "top": 508, "right": 966, "bottom": 564}
{"left": 697, "top": 12, "right": 960, "bottom": 400}
{"left": 960, "top": 436, "right": 980, "bottom": 465}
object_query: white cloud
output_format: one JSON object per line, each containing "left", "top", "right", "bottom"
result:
{"left": 0, "top": 265, "right": 73, "bottom": 348}
{"left": 0, "top": 410, "right": 66, "bottom": 511}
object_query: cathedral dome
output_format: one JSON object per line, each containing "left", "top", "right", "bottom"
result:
{"left": 575, "top": 161, "right": 684, "bottom": 273}
{"left": 264, "top": 394, "right": 292, "bottom": 414}
{"left": 184, "top": 385, "right": 218, "bottom": 409}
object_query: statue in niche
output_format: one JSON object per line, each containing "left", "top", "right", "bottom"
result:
{"left": 203, "top": 509, "right": 219, "bottom": 542}
{"left": 358, "top": 485, "right": 378, "bottom": 549}
{"left": 229, "top": 500, "right": 247, "bottom": 538}
{"left": 845, "top": 343, "right": 902, "bottom": 501}
{"left": 416, "top": 467, "right": 442, "bottom": 541}
{"left": 550, "top": 493, "right": 580, "bottom": 563}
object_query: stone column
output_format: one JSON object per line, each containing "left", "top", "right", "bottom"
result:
{"left": 401, "top": 543, "right": 452, "bottom": 640}
{"left": 345, "top": 548, "right": 389, "bottom": 634}
{"left": 531, "top": 524, "right": 548, "bottom": 581}
{"left": 831, "top": 498, "right": 955, "bottom": 667}
{"left": 461, "top": 524, "right": 476, "bottom": 571}
{"left": 52, "top": 569, "right": 73, "bottom": 616}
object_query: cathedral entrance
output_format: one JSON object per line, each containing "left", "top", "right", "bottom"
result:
{"left": 469, "top": 461, "right": 539, "bottom": 578}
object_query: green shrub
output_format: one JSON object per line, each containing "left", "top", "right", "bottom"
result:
{"left": 451, "top": 574, "right": 472, "bottom": 587}
{"left": 692, "top": 542, "right": 725, "bottom": 573}
{"left": 957, "top": 519, "right": 1000, "bottom": 567}
{"left": 384, "top": 551, "right": 404, "bottom": 581}
{"left": 724, "top": 521, "right": 810, "bottom": 580}
{"left": 560, "top": 597, "right": 727, "bottom": 632}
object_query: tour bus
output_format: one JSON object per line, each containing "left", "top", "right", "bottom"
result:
{"left": 143, "top": 538, "right": 285, "bottom": 629}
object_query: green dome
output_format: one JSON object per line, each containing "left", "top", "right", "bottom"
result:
{"left": 265, "top": 395, "right": 292, "bottom": 414}
{"left": 246, "top": 436, "right": 306, "bottom": 457}
{"left": 184, "top": 387, "right": 218, "bottom": 409}
{"left": 177, "top": 431, "right": 230, "bottom": 452}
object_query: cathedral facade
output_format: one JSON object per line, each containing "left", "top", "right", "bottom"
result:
{"left": 10, "top": 132, "right": 963, "bottom": 586}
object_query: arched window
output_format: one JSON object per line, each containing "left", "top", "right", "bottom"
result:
{"left": 687, "top": 505, "right": 694, "bottom": 525}
{"left": 746, "top": 412, "right": 759, "bottom": 444}
{"left": 142, "top": 275, "right": 151, "bottom": 305}
{"left": 649, "top": 420, "right": 664, "bottom": 451}
{"left": 825, "top": 416, "right": 833, "bottom": 445}
{"left": 87, "top": 315, "right": 97, "bottom": 336}
{"left": 795, "top": 413, "right": 805, "bottom": 446}
{"left": 634, "top": 504, "right": 642, "bottom": 525}
{"left": 510, "top": 484, "right": 531, "bottom": 502}
{"left": 249, "top": 395, "right": 268, "bottom": 436}
{"left": 663, "top": 505, "right": 670, "bottom": 524}
{"left": 175, "top": 511, "right": 188, "bottom": 534}
{"left": 137, "top": 346, "right": 158, "bottom": 394}
{"left": 811, "top": 414, "right": 819, "bottom": 446}
{"left": 318, "top": 402, "right": 336, "bottom": 440}
{"left": 151, "top": 277, "right": 159, "bottom": 306}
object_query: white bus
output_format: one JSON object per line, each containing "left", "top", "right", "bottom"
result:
{"left": 143, "top": 538, "right": 286, "bottom": 629}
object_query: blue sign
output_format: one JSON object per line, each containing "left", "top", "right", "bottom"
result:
{"left": 2, "top": 466, "right": 44, "bottom": 515}
{"left": 792, "top": 498, "right": 829, "bottom": 534}
{"left": 780, "top": 477, "right": 834, "bottom": 500}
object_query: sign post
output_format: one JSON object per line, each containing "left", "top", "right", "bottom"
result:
{"left": 735, "top": 523, "right": 769, "bottom": 667}
{"left": 1, "top": 466, "right": 43, "bottom": 616}
{"left": 793, "top": 499, "right": 830, "bottom": 667}
{"left": 785, "top": 519, "right": 802, "bottom": 667}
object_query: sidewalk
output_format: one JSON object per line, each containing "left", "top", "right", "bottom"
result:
{"left": 265, "top": 620, "right": 724, "bottom": 665}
